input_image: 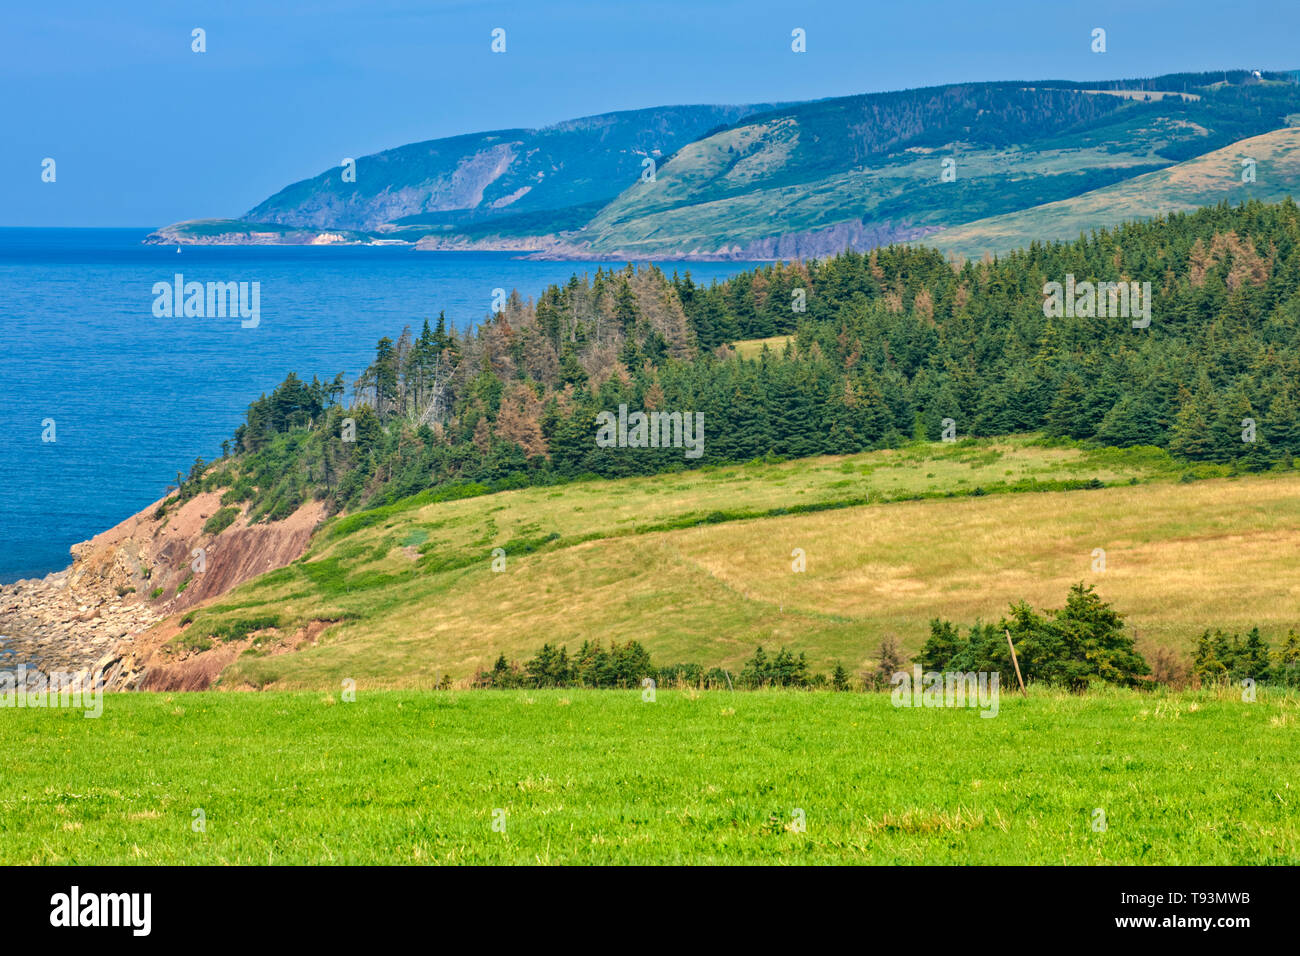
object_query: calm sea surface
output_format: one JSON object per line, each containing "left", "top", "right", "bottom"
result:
{"left": 0, "top": 228, "right": 758, "bottom": 582}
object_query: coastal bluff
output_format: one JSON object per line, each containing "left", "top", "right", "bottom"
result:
{"left": 0, "top": 492, "right": 325, "bottom": 691}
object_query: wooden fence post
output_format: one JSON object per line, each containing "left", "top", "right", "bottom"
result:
{"left": 1004, "top": 629, "right": 1027, "bottom": 695}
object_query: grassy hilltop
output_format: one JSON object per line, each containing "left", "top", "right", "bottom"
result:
{"left": 157, "top": 435, "right": 1300, "bottom": 691}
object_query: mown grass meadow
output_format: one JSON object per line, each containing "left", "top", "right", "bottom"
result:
{"left": 2, "top": 686, "right": 1295, "bottom": 865}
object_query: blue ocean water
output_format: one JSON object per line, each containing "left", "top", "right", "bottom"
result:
{"left": 0, "top": 229, "right": 757, "bottom": 582}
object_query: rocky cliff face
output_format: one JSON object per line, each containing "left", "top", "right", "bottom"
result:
{"left": 0, "top": 492, "right": 325, "bottom": 691}
{"left": 710, "top": 219, "right": 946, "bottom": 261}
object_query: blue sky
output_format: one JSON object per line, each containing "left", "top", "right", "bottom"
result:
{"left": 4, "top": 0, "right": 1298, "bottom": 226}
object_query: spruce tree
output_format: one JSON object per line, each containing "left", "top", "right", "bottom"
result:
{"left": 1192, "top": 631, "right": 1221, "bottom": 684}
{"left": 1239, "top": 627, "right": 1272, "bottom": 682}
{"left": 918, "top": 619, "right": 963, "bottom": 671}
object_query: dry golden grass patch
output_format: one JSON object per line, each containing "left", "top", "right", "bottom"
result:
{"left": 673, "top": 473, "right": 1300, "bottom": 652}
{"left": 731, "top": 335, "right": 794, "bottom": 358}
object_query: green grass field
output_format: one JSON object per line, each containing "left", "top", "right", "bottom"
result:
{"left": 2, "top": 687, "right": 1295, "bottom": 865}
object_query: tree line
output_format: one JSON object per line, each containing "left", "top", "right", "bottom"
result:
{"left": 186, "top": 198, "right": 1300, "bottom": 523}
{"left": 469, "top": 586, "right": 1300, "bottom": 692}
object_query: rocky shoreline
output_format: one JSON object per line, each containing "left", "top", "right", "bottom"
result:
{"left": 0, "top": 569, "right": 162, "bottom": 688}
{"left": 1, "top": 491, "right": 328, "bottom": 693}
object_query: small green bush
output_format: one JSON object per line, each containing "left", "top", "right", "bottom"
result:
{"left": 203, "top": 506, "right": 241, "bottom": 535}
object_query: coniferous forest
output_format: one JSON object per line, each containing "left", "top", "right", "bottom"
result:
{"left": 191, "top": 199, "right": 1300, "bottom": 520}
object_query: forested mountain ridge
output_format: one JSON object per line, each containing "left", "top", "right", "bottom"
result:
{"left": 148, "top": 71, "right": 1300, "bottom": 259}
{"left": 576, "top": 71, "right": 1300, "bottom": 257}
{"left": 174, "top": 198, "right": 1300, "bottom": 525}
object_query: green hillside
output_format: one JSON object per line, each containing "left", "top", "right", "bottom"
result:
{"left": 575, "top": 84, "right": 1147, "bottom": 255}
{"left": 575, "top": 74, "right": 1300, "bottom": 256}
{"left": 160, "top": 437, "right": 1300, "bottom": 691}
{"left": 926, "top": 126, "right": 1300, "bottom": 259}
